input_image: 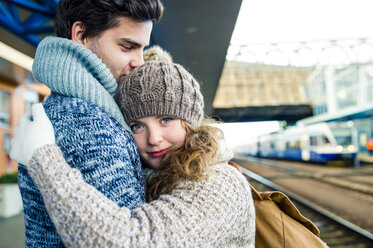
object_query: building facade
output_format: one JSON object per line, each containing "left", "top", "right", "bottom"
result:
{"left": 0, "top": 56, "right": 49, "bottom": 175}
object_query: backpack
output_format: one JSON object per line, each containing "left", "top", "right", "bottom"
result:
{"left": 228, "top": 161, "right": 328, "bottom": 247}
{"left": 250, "top": 185, "right": 328, "bottom": 248}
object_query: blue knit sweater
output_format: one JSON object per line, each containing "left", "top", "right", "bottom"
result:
{"left": 18, "top": 37, "right": 146, "bottom": 247}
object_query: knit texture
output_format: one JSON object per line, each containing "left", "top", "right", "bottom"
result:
{"left": 18, "top": 95, "right": 146, "bottom": 247}
{"left": 143, "top": 45, "right": 173, "bottom": 62}
{"left": 32, "top": 36, "right": 130, "bottom": 131}
{"left": 116, "top": 60, "right": 204, "bottom": 126}
{"left": 29, "top": 144, "right": 256, "bottom": 248}
{"left": 18, "top": 37, "right": 145, "bottom": 247}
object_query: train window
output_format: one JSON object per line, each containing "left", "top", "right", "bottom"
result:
{"left": 335, "top": 135, "right": 352, "bottom": 146}
{"left": 321, "top": 135, "right": 331, "bottom": 146}
{"left": 310, "top": 136, "right": 318, "bottom": 146}
{"left": 286, "top": 138, "right": 301, "bottom": 149}
{"left": 270, "top": 142, "right": 275, "bottom": 149}
{"left": 331, "top": 127, "right": 352, "bottom": 146}
{"left": 276, "top": 140, "right": 286, "bottom": 150}
{"left": 295, "top": 140, "right": 301, "bottom": 148}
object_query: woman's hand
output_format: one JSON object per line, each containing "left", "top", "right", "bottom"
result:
{"left": 10, "top": 103, "right": 55, "bottom": 166}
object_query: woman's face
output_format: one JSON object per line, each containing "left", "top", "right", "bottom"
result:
{"left": 130, "top": 116, "right": 186, "bottom": 170}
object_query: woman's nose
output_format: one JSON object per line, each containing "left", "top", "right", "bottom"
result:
{"left": 147, "top": 128, "right": 163, "bottom": 145}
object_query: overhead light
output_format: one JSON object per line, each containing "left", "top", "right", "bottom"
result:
{"left": 0, "top": 42, "right": 33, "bottom": 72}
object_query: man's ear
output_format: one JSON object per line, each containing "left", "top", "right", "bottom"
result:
{"left": 71, "top": 21, "right": 86, "bottom": 45}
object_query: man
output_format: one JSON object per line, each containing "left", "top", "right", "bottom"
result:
{"left": 18, "top": 0, "right": 164, "bottom": 246}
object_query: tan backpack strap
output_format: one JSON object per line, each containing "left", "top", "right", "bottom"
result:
{"left": 249, "top": 184, "right": 263, "bottom": 201}
{"left": 227, "top": 161, "right": 242, "bottom": 173}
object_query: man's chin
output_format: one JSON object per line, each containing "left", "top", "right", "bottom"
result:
{"left": 116, "top": 74, "right": 127, "bottom": 84}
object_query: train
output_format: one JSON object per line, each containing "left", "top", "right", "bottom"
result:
{"left": 235, "top": 122, "right": 359, "bottom": 165}
{"left": 351, "top": 118, "right": 373, "bottom": 163}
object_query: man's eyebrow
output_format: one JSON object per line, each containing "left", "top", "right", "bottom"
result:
{"left": 119, "top": 38, "right": 148, "bottom": 48}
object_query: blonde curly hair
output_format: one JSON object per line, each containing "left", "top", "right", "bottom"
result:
{"left": 146, "top": 119, "right": 223, "bottom": 202}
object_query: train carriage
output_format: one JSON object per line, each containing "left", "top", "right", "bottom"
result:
{"left": 237, "top": 122, "right": 358, "bottom": 165}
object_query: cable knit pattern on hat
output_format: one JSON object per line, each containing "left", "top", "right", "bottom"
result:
{"left": 28, "top": 144, "right": 255, "bottom": 248}
{"left": 116, "top": 60, "right": 204, "bottom": 126}
{"left": 32, "top": 36, "right": 129, "bottom": 131}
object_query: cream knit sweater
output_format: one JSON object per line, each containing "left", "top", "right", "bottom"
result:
{"left": 28, "top": 144, "right": 255, "bottom": 247}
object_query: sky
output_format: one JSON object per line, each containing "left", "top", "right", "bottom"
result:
{"left": 220, "top": 0, "right": 373, "bottom": 148}
{"left": 215, "top": 121, "right": 280, "bottom": 149}
{"left": 231, "top": 0, "right": 373, "bottom": 45}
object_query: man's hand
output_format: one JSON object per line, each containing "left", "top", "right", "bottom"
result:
{"left": 10, "top": 103, "right": 55, "bottom": 166}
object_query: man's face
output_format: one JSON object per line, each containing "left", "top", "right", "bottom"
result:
{"left": 83, "top": 17, "right": 153, "bottom": 83}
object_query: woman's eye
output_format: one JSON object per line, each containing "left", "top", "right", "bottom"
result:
{"left": 161, "top": 117, "right": 173, "bottom": 124}
{"left": 130, "top": 124, "right": 142, "bottom": 132}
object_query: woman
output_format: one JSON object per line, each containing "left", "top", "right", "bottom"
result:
{"left": 11, "top": 60, "right": 255, "bottom": 247}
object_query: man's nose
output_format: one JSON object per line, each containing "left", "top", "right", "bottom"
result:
{"left": 130, "top": 51, "right": 145, "bottom": 69}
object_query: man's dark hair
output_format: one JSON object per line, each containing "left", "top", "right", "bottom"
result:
{"left": 55, "top": 0, "right": 164, "bottom": 39}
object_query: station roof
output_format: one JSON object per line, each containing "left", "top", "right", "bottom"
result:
{"left": 297, "top": 103, "right": 373, "bottom": 126}
{"left": 0, "top": 0, "right": 312, "bottom": 123}
{"left": 0, "top": 0, "right": 241, "bottom": 114}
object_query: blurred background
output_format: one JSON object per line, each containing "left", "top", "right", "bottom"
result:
{"left": 0, "top": 0, "right": 373, "bottom": 247}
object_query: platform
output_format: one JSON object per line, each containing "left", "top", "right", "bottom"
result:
{"left": 0, "top": 212, "right": 25, "bottom": 248}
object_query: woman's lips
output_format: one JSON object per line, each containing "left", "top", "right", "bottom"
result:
{"left": 148, "top": 148, "right": 168, "bottom": 158}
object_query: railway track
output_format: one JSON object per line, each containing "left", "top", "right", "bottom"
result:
{"left": 237, "top": 155, "right": 373, "bottom": 195}
{"left": 241, "top": 167, "right": 373, "bottom": 248}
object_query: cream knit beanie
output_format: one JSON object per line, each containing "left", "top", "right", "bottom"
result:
{"left": 116, "top": 60, "right": 204, "bottom": 126}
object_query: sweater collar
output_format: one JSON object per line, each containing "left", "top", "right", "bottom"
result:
{"left": 33, "top": 36, "right": 118, "bottom": 96}
{"left": 32, "top": 36, "right": 129, "bottom": 131}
